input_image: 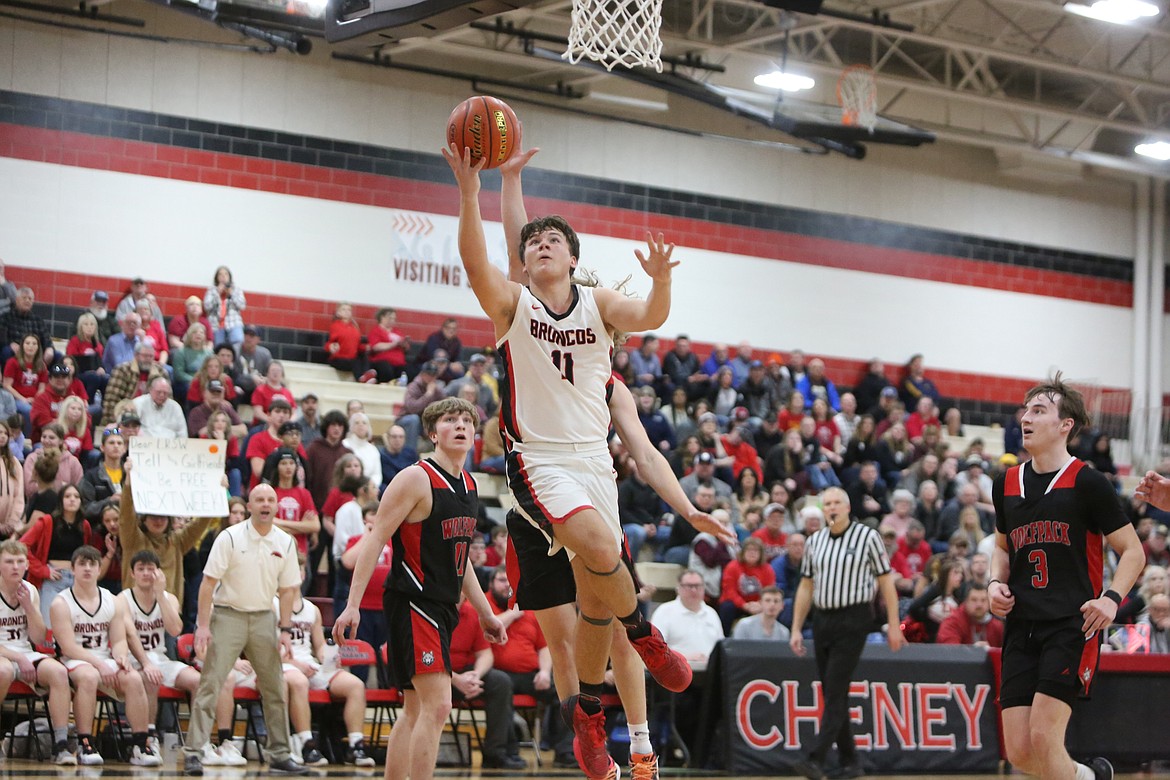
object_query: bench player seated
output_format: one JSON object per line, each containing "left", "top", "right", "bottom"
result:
{"left": 50, "top": 545, "right": 163, "bottom": 766}
{"left": 242, "top": 589, "right": 374, "bottom": 767}
{"left": 0, "top": 540, "right": 76, "bottom": 765}
{"left": 120, "top": 550, "right": 246, "bottom": 765}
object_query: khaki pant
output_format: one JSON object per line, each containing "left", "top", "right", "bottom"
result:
{"left": 184, "top": 607, "right": 291, "bottom": 762}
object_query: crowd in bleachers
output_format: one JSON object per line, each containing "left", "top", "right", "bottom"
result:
{"left": 1, "top": 258, "right": 1169, "bottom": 767}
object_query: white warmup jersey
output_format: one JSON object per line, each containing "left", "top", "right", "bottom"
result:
{"left": 0, "top": 585, "right": 39, "bottom": 654}
{"left": 124, "top": 592, "right": 167, "bottom": 658}
{"left": 61, "top": 587, "right": 116, "bottom": 662}
{"left": 497, "top": 285, "right": 614, "bottom": 447}
{"left": 278, "top": 596, "right": 319, "bottom": 668}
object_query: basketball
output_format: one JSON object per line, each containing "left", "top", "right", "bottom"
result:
{"left": 446, "top": 96, "right": 520, "bottom": 169}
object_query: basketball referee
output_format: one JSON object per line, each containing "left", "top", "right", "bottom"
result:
{"left": 789, "top": 486, "right": 904, "bottom": 780}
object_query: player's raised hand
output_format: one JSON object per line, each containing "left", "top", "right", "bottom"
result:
{"left": 687, "top": 509, "right": 737, "bottom": 547}
{"left": 152, "top": 568, "right": 167, "bottom": 596}
{"left": 1135, "top": 471, "right": 1170, "bottom": 511}
{"left": 498, "top": 146, "right": 539, "bottom": 177}
{"left": 634, "top": 232, "right": 678, "bottom": 282}
{"left": 441, "top": 144, "right": 487, "bottom": 193}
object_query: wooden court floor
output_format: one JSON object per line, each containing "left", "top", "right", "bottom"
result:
{"left": 0, "top": 755, "right": 1163, "bottom": 779}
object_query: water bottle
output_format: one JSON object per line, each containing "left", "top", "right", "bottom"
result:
{"left": 397, "top": 373, "right": 408, "bottom": 387}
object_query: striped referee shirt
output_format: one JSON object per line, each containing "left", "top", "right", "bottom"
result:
{"left": 800, "top": 521, "right": 891, "bottom": 610}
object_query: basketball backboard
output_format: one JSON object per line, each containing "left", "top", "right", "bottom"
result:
{"left": 325, "top": 0, "right": 542, "bottom": 43}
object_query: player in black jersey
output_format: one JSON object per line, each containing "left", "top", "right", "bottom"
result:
{"left": 990, "top": 374, "right": 1143, "bottom": 780}
{"left": 333, "top": 398, "right": 506, "bottom": 780}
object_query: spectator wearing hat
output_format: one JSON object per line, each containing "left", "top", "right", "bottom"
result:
{"left": 246, "top": 397, "right": 294, "bottom": 491}
{"left": 167, "top": 295, "right": 213, "bottom": 352}
{"left": 866, "top": 385, "right": 900, "bottom": 425}
{"left": 187, "top": 379, "right": 246, "bottom": 439}
{"left": 628, "top": 333, "right": 663, "bottom": 393}
{"left": 293, "top": 393, "right": 321, "bottom": 446}
{"left": 81, "top": 291, "right": 116, "bottom": 347}
{"left": 102, "top": 342, "right": 168, "bottom": 425}
{"left": 115, "top": 277, "right": 162, "bottom": 323}
{"left": 396, "top": 361, "right": 445, "bottom": 449}
{"left": 445, "top": 354, "right": 498, "bottom": 416}
{"left": 204, "top": 265, "right": 247, "bottom": 351}
{"left": 132, "top": 377, "right": 186, "bottom": 439}
{"left": 31, "top": 363, "right": 79, "bottom": 443}
{"left": 366, "top": 307, "right": 409, "bottom": 384}
{"left": 679, "top": 451, "right": 736, "bottom": 523}
{"left": 630, "top": 385, "right": 674, "bottom": 453}
{"left": 663, "top": 485, "right": 719, "bottom": 565}
{"left": 116, "top": 410, "right": 143, "bottom": 437}
{"left": 413, "top": 317, "right": 462, "bottom": 379}
{"left": 324, "top": 302, "right": 368, "bottom": 381}
{"left": 662, "top": 334, "right": 708, "bottom": 401}
{"left": 234, "top": 325, "right": 272, "bottom": 404}
{"left": 751, "top": 502, "right": 789, "bottom": 561}
{"left": 953, "top": 454, "right": 994, "bottom": 505}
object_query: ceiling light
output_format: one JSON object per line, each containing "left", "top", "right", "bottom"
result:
{"left": 1136, "top": 141, "right": 1170, "bottom": 160}
{"left": 754, "top": 71, "right": 815, "bottom": 92}
{"left": 1064, "top": 0, "right": 1159, "bottom": 23}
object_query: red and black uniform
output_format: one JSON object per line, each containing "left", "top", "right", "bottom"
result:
{"left": 384, "top": 458, "right": 478, "bottom": 689}
{"left": 993, "top": 458, "right": 1128, "bottom": 707}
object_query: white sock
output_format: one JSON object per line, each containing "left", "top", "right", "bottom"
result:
{"left": 1075, "top": 763, "right": 1095, "bottom": 780}
{"left": 628, "top": 722, "right": 652, "bottom": 756}
{"left": 348, "top": 732, "right": 364, "bottom": 747}
{"left": 296, "top": 730, "right": 314, "bottom": 744}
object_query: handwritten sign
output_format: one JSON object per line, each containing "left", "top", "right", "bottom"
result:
{"left": 130, "top": 438, "right": 228, "bottom": 517}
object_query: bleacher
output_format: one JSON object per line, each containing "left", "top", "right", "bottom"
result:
{"left": 281, "top": 361, "right": 405, "bottom": 436}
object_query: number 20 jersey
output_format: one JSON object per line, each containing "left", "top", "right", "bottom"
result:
{"left": 993, "top": 459, "right": 1127, "bottom": 620}
{"left": 497, "top": 285, "right": 614, "bottom": 447}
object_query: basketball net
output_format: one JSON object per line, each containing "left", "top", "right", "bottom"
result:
{"left": 564, "top": 0, "right": 664, "bottom": 72}
{"left": 836, "top": 64, "right": 878, "bottom": 132}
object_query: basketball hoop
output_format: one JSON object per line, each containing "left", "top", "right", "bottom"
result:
{"left": 836, "top": 64, "right": 878, "bottom": 132}
{"left": 563, "top": 0, "right": 663, "bottom": 72}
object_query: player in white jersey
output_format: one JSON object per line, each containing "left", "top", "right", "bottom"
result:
{"left": 50, "top": 545, "right": 162, "bottom": 767}
{"left": 0, "top": 540, "right": 76, "bottom": 765}
{"left": 445, "top": 143, "right": 693, "bottom": 780}
{"left": 243, "top": 588, "right": 374, "bottom": 767}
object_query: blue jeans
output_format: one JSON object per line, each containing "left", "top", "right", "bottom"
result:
{"left": 623, "top": 523, "right": 648, "bottom": 562}
{"left": 13, "top": 397, "right": 30, "bottom": 437}
{"left": 40, "top": 568, "right": 74, "bottom": 623}
{"left": 216, "top": 326, "right": 244, "bottom": 353}
{"left": 805, "top": 464, "right": 841, "bottom": 491}
{"left": 662, "top": 545, "right": 690, "bottom": 565}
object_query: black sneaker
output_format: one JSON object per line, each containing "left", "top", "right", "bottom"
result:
{"left": 183, "top": 754, "right": 203, "bottom": 776}
{"left": 829, "top": 761, "right": 864, "bottom": 779}
{"left": 269, "top": 756, "right": 309, "bottom": 775}
{"left": 482, "top": 754, "right": 528, "bottom": 770}
{"left": 301, "top": 740, "right": 328, "bottom": 767}
{"left": 345, "top": 741, "right": 376, "bottom": 767}
{"left": 792, "top": 757, "right": 825, "bottom": 780}
{"left": 1088, "top": 757, "right": 1114, "bottom": 780}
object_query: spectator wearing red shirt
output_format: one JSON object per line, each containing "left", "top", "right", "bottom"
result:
{"left": 186, "top": 351, "right": 237, "bottom": 408}
{"left": 269, "top": 449, "right": 320, "bottom": 565}
{"left": 751, "top": 504, "right": 788, "bottom": 561}
{"left": 718, "top": 538, "right": 776, "bottom": 635}
{"left": 484, "top": 525, "right": 507, "bottom": 568}
{"left": 31, "top": 363, "right": 75, "bottom": 444}
{"left": 720, "top": 426, "right": 761, "bottom": 482}
{"left": 325, "top": 303, "right": 368, "bottom": 382}
{"left": 68, "top": 312, "right": 106, "bottom": 401}
{"left": 776, "top": 390, "right": 805, "bottom": 432}
{"left": 486, "top": 567, "right": 574, "bottom": 763}
{"left": 166, "top": 296, "right": 213, "bottom": 352}
{"left": 57, "top": 396, "right": 93, "bottom": 464}
{"left": 4, "top": 333, "right": 46, "bottom": 433}
{"left": 936, "top": 584, "right": 1004, "bottom": 647}
{"left": 890, "top": 520, "right": 932, "bottom": 596}
{"left": 134, "top": 298, "right": 169, "bottom": 366}
{"left": 446, "top": 595, "right": 525, "bottom": 770}
{"left": 250, "top": 362, "right": 296, "bottom": 425}
{"left": 245, "top": 398, "right": 293, "bottom": 490}
{"left": 904, "top": 396, "right": 940, "bottom": 445}
{"left": 366, "top": 307, "right": 408, "bottom": 384}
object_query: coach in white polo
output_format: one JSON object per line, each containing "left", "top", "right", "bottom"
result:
{"left": 182, "top": 484, "right": 306, "bottom": 776}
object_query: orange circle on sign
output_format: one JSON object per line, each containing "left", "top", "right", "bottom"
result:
{"left": 208, "top": 445, "right": 220, "bottom": 454}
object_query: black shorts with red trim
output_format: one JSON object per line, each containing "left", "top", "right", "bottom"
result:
{"left": 504, "top": 509, "right": 641, "bottom": 613}
{"left": 383, "top": 591, "right": 457, "bottom": 690}
{"left": 1000, "top": 614, "right": 1102, "bottom": 709}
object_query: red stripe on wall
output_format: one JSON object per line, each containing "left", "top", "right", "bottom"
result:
{"left": 0, "top": 122, "right": 1132, "bottom": 308}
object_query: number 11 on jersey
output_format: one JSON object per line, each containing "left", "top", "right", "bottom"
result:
{"left": 551, "top": 350, "right": 575, "bottom": 384}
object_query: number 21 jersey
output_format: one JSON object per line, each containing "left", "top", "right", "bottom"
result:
{"left": 497, "top": 285, "right": 614, "bottom": 447}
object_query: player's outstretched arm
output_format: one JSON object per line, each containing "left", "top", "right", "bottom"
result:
{"left": 441, "top": 144, "right": 520, "bottom": 333}
{"left": 499, "top": 146, "right": 539, "bottom": 283}
{"left": 608, "top": 382, "right": 736, "bottom": 546}
{"left": 595, "top": 232, "right": 678, "bottom": 334}
{"left": 332, "top": 466, "right": 427, "bottom": 644}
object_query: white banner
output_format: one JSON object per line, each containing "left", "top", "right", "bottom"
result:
{"left": 129, "top": 438, "right": 228, "bottom": 517}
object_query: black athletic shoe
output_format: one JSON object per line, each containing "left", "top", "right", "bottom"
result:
{"left": 829, "top": 761, "right": 864, "bottom": 779}
{"left": 481, "top": 754, "right": 528, "bottom": 770}
{"left": 792, "top": 757, "right": 825, "bottom": 780}
{"left": 269, "top": 757, "right": 310, "bottom": 775}
{"left": 183, "top": 754, "right": 203, "bottom": 776}
{"left": 345, "top": 741, "right": 376, "bottom": 767}
{"left": 1088, "top": 757, "right": 1114, "bottom": 780}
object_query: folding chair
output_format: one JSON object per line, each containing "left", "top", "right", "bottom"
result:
{"left": 2, "top": 681, "right": 50, "bottom": 759}
{"left": 369, "top": 645, "right": 402, "bottom": 749}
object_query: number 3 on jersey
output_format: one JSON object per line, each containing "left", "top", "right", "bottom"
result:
{"left": 1028, "top": 549, "right": 1049, "bottom": 588}
{"left": 551, "top": 350, "right": 575, "bottom": 384}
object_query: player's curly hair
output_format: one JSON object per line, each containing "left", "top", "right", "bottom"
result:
{"left": 421, "top": 397, "right": 480, "bottom": 437}
{"left": 1023, "top": 371, "right": 1091, "bottom": 439}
